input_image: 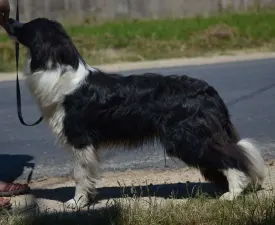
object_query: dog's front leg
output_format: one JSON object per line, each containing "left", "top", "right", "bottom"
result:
{"left": 65, "top": 147, "right": 100, "bottom": 209}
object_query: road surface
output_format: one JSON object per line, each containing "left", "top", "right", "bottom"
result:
{"left": 1, "top": 58, "right": 275, "bottom": 182}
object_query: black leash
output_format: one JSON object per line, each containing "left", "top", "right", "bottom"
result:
{"left": 15, "top": 0, "right": 43, "bottom": 126}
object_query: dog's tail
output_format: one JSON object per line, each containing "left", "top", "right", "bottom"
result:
{"left": 237, "top": 138, "right": 266, "bottom": 183}
{"left": 223, "top": 138, "right": 267, "bottom": 185}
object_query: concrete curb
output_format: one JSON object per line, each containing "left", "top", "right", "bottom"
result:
{"left": 98, "top": 52, "right": 275, "bottom": 72}
{"left": 1, "top": 51, "right": 275, "bottom": 82}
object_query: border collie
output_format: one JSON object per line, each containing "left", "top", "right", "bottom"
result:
{"left": 6, "top": 18, "right": 266, "bottom": 208}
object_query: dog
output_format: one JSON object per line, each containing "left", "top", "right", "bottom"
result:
{"left": 5, "top": 18, "right": 266, "bottom": 208}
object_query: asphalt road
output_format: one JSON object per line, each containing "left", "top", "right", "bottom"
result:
{"left": 1, "top": 58, "right": 275, "bottom": 182}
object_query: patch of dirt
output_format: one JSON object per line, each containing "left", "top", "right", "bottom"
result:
{"left": 190, "top": 23, "right": 239, "bottom": 47}
{"left": 202, "top": 24, "right": 239, "bottom": 40}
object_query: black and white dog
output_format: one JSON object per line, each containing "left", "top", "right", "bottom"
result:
{"left": 6, "top": 18, "right": 266, "bottom": 208}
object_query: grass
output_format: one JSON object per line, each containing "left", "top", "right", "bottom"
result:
{"left": 1, "top": 191, "right": 275, "bottom": 225}
{"left": 1, "top": 11, "right": 275, "bottom": 72}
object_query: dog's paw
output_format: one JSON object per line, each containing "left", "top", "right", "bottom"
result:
{"left": 65, "top": 197, "right": 89, "bottom": 209}
{"left": 219, "top": 191, "right": 239, "bottom": 201}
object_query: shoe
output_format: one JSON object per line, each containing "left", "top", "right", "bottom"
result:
{"left": 0, "top": 183, "right": 30, "bottom": 197}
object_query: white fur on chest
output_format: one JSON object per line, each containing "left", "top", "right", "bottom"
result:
{"left": 23, "top": 59, "right": 90, "bottom": 143}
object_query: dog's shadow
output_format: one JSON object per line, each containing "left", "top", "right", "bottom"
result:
{"left": 32, "top": 181, "right": 228, "bottom": 203}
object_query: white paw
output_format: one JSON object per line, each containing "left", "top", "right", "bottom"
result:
{"left": 65, "top": 196, "right": 89, "bottom": 209}
{"left": 219, "top": 191, "right": 240, "bottom": 201}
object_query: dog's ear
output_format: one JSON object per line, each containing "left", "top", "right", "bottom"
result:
{"left": 51, "top": 41, "right": 80, "bottom": 69}
{"left": 30, "top": 39, "right": 80, "bottom": 70}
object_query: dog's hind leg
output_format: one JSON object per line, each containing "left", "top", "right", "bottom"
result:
{"left": 219, "top": 169, "right": 250, "bottom": 200}
{"left": 65, "top": 146, "right": 100, "bottom": 209}
{"left": 219, "top": 139, "right": 266, "bottom": 201}
{"left": 160, "top": 123, "right": 265, "bottom": 201}
{"left": 200, "top": 168, "right": 228, "bottom": 191}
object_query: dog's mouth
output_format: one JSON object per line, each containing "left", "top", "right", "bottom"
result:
{"left": 3, "top": 18, "right": 24, "bottom": 42}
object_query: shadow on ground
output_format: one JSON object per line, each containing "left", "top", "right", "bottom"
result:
{"left": 32, "top": 181, "right": 228, "bottom": 204}
{"left": 0, "top": 154, "right": 34, "bottom": 182}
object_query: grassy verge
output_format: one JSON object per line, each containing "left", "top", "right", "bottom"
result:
{"left": 1, "top": 11, "right": 275, "bottom": 72}
{"left": 1, "top": 192, "right": 275, "bottom": 225}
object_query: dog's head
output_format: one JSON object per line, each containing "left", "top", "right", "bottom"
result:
{"left": 6, "top": 18, "right": 83, "bottom": 71}
{"left": 6, "top": 18, "right": 70, "bottom": 48}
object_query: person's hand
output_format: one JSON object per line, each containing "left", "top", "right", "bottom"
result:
{"left": 0, "top": 0, "right": 10, "bottom": 27}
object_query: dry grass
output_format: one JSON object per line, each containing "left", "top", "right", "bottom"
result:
{"left": 1, "top": 190, "right": 275, "bottom": 225}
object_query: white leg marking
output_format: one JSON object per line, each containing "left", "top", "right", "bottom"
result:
{"left": 65, "top": 147, "right": 100, "bottom": 209}
{"left": 219, "top": 169, "right": 250, "bottom": 201}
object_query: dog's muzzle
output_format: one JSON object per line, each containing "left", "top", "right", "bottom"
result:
{"left": 4, "top": 18, "right": 23, "bottom": 36}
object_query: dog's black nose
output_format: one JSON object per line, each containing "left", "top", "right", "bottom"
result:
{"left": 5, "top": 18, "right": 24, "bottom": 35}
